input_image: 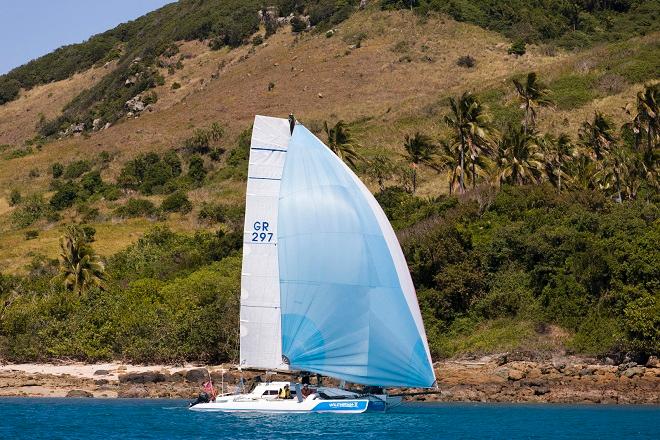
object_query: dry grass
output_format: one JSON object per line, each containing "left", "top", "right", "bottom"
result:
{"left": 0, "top": 63, "right": 115, "bottom": 146}
{"left": 0, "top": 8, "right": 656, "bottom": 273}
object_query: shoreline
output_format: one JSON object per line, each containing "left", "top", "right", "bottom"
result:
{"left": 1, "top": 354, "right": 658, "bottom": 404}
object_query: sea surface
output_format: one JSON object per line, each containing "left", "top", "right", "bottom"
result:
{"left": 1, "top": 398, "right": 658, "bottom": 439}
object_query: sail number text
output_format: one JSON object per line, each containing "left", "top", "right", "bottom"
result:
{"left": 252, "top": 221, "right": 273, "bottom": 242}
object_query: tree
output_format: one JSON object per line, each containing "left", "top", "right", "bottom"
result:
{"left": 494, "top": 125, "right": 545, "bottom": 186}
{"left": 403, "top": 132, "right": 438, "bottom": 194}
{"left": 188, "top": 155, "right": 207, "bottom": 184}
{"left": 513, "top": 72, "right": 553, "bottom": 135}
{"left": 628, "top": 83, "right": 659, "bottom": 153}
{"left": 444, "top": 93, "right": 493, "bottom": 192}
{"left": 324, "top": 121, "right": 361, "bottom": 169}
{"left": 624, "top": 84, "right": 659, "bottom": 187}
{"left": 436, "top": 139, "right": 462, "bottom": 195}
{"left": 592, "top": 145, "right": 634, "bottom": 202}
{"left": 364, "top": 153, "right": 396, "bottom": 191}
{"left": 539, "top": 133, "right": 573, "bottom": 192}
{"left": 52, "top": 225, "right": 105, "bottom": 294}
{"left": 578, "top": 112, "right": 616, "bottom": 161}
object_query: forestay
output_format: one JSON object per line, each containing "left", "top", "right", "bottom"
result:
{"left": 277, "top": 125, "right": 436, "bottom": 388}
{"left": 239, "top": 116, "right": 291, "bottom": 370}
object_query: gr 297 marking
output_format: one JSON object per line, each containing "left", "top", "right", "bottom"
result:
{"left": 252, "top": 221, "right": 273, "bottom": 242}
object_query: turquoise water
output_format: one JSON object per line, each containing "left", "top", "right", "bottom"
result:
{"left": 1, "top": 398, "right": 658, "bottom": 439}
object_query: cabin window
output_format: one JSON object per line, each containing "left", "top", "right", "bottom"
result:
{"left": 262, "top": 390, "right": 279, "bottom": 396}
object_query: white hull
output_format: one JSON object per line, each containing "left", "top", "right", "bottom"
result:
{"left": 190, "top": 396, "right": 370, "bottom": 414}
{"left": 188, "top": 382, "right": 398, "bottom": 414}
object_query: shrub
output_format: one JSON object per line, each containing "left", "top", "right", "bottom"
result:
{"left": 198, "top": 202, "right": 243, "bottom": 226}
{"left": 103, "top": 185, "right": 122, "bottom": 201}
{"left": 28, "top": 168, "right": 40, "bottom": 178}
{"left": 24, "top": 230, "right": 39, "bottom": 240}
{"left": 63, "top": 160, "right": 92, "bottom": 179}
{"left": 117, "top": 152, "right": 179, "bottom": 195}
{"left": 114, "top": 198, "right": 158, "bottom": 218}
{"left": 142, "top": 91, "right": 158, "bottom": 105}
{"left": 508, "top": 40, "right": 526, "bottom": 56}
{"left": 51, "top": 162, "right": 64, "bottom": 178}
{"left": 457, "top": 55, "right": 476, "bottom": 68}
{"left": 80, "top": 171, "right": 104, "bottom": 194}
{"left": 290, "top": 15, "right": 308, "bottom": 33}
{"left": 9, "top": 189, "right": 21, "bottom": 206}
{"left": 183, "top": 123, "right": 223, "bottom": 154}
{"left": 187, "top": 155, "right": 206, "bottom": 184}
{"left": 252, "top": 35, "right": 264, "bottom": 45}
{"left": 171, "top": 82, "right": 181, "bottom": 90}
{"left": 11, "top": 194, "right": 48, "bottom": 227}
{"left": 161, "top": 191, "right": 193, "bottom": 213}
{"left": 50, "top": 181, "right": 81, "bottom": 210}
{"left": 0, "top": 77, "right": 21, "bottom": 104}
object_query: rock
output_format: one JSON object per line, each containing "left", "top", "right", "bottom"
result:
{"left": 579, "top": 367, "right": 596, "bottom": 376}
{"left": 118, "top": 385, "right": 149, "bottom": 398}
{"left": 66, "top": 389, "right": 93, "bottom": 398}
{"left": 317, "top": 93, "right": 323, "bottom": 99}
{"left": 118, "top": 372, "right": 167, "bottom": 384}
{"left": 92, "top": 118, "right": 102, "bottom": 130}
{"left": 103, "top": 122, "right": 111, "bottom": 130}
{"left": 185, "top": 368, "right": 209, "bottom": 383}
{"left": 508, "top": 369, "right": 525, "bottom": 381}
{"left": 117, "top": 365, "right": 127, "bottom": 371}
{"left": 167, "top": 371, "right": 186, "bottom": 383}
{"left": 618, "top": 361, "right": 637, "bottom": 372}
{"left": 646, "top": 356, "right": 659, "bottom": 368}
{"left": 622, "top": 366, "right": 645, "bottom": 378}
{"left": 94, "top": 379, "right": 109, "bottom": 385}
{"left": 533, "top": 386, "right": 550, "bottom": 396}
{"left": 125, "top": 96, "right": 146, "bottom": 113}
{"left": 94, "top": 370, "right": 110, "bottom": 376}
{"left": 125, "top": 76, "right": 137, "bottom": 86}
{"left": 126, "top": 111, "right": 134, "bottom": 118}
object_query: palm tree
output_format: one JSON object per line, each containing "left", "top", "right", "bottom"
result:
{"left": 324, "top": 121, "right": 361, "bottom": 169}
{"left": 444, "top": 92, "right": 493, "bottom": 192}
{"left": 513, "top": 72, "right": 553, "bottom": 135}
{"left": 624, "top": 83, "right": 659, "bottom": 187}
{"left": 592, "top": 145, "right": 634, "bottom": 202}
{"left": 53, "top": 225, "right": 105, "bottom": 294}
{"left": 403, "top": 132, "right": 438, "bottom": 194}
{"left": 437, "top": 139, "right": 462, "bottom": 195}
{"left": 494, "top": 125, "right": 546, "bottom": 186}
{"left": 578, "top": 112, "right": 616, "bottom": 161}
{"left": 364, "top": 153, "right": 396, "bottom": 191}
{"left": 539, "top": 133, "right": 574, "bottom": 193}
{"left": 630, "top": 83, "right": 659, "bottom": 154}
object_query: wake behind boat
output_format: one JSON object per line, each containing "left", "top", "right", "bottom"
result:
{"left": 189, "top": 115, "right": 435, "bottom": 414}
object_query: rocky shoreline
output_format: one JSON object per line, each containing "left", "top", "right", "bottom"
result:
{"left": 1, "top": 354, "right": 658, "bottom": 404}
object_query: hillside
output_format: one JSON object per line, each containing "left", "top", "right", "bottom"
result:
{"left": 0, "top": 1, "right": 658, "bottom": 364}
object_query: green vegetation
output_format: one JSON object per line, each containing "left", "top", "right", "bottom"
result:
{"left": 383, "top": 0, "right": 660, "bottom": 48}
{"left": 392, "top": 184, "right": 659, "bottom": 357}
{"left": 117, "top": 152, "right": 182, "bottom": 195}
{"left": 161, "top": 191, "right": 193, "bottom": 214}
{"left": 113, "top": 198, "right": 158, "bottom": 219}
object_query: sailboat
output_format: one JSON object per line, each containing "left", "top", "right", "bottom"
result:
{"left": 189, "top": 115, "right": 436, "bottom": 413}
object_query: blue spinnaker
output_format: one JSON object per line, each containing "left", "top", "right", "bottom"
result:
{"left": 278, "top": 125, "right": 435, "bottom": 387}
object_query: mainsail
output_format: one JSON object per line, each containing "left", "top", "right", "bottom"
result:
{"left": 239, "top": 116, "right": 291, "bottom": 370}
{"left": 241, "top": 116, "right": 436, "bottom": 388}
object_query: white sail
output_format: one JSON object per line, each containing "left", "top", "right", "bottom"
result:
{"left": 239, "top": 115, "right": 291, "bottom": 370}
